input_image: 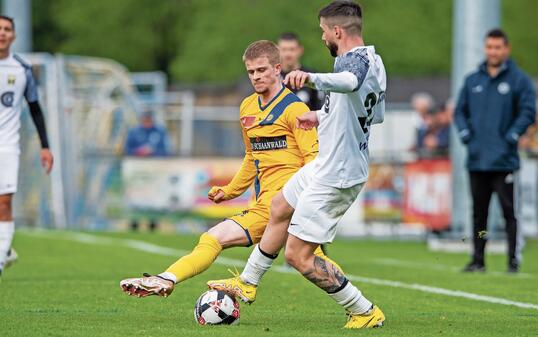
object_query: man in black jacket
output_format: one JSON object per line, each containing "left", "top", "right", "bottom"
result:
{"left": 454, "top": 29, "right": 536, "bottom": 273}
{"left": 278, "top": 32, "right": 324, "bottom": 110}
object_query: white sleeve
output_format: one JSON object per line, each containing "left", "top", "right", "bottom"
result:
{"left": 315, "top": 109, "right": 324, "bottom": 121}
{"left": 308, "top": 71, "right": 359, "bottom": 93}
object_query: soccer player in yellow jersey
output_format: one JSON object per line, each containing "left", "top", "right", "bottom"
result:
{"left": 120, "top": 40, "right": 340, "bottom": 298}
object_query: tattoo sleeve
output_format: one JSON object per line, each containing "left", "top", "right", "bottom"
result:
{"left": 301, "top": 256, "right": 347, "bottom": 293}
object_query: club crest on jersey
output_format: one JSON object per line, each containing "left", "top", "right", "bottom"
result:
{"left": 250, "top": 135, "right": 288, "bottom": 151}
{"left": 7, "top": 74, "right": 16, "bottom": 85}
{"left": 1, "top": 91, "right": 14, "bottom": 107}
{"left": 498, "top": 82, "right": 510, "bottom": 95}
{"left": 241, "top": 116, "right": 257, "bottom": 128}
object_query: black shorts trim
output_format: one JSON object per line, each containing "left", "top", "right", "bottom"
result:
{"left": 225, "top": 218, "right": 254, "bottom": 247}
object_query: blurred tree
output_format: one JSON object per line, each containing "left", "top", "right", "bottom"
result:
{"left": 503, "top": 0, "right": 538, "bottom": 76}
{"left": 32, "top": 0, "right": 193, "bottom": 76}
{"left": 29, "top": 0, "right": 538, "bottom": 83}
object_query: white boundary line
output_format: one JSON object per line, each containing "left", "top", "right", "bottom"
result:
{"left": 373, "top": 257, "right": 534, "bottom": 278}
{"left": 24, "top": 231, "right": 538, "bottom": 311}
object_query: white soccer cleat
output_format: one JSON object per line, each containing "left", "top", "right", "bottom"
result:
{"left": 5, "top": 248, "right": 18, "bottom": 269}
{"left": 120, "top": 273, "right": 175, "bottom": 298}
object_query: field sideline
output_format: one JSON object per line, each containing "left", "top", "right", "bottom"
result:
{"left": 1, "top": 230, "right": 537, "bottom": 337}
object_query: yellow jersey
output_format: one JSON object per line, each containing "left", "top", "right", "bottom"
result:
{"left": 221, "top": 86, "right": 318, "bottom": 206}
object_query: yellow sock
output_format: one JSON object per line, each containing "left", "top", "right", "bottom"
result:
{"left": 165, "top": 232, "right": 222, "bottom": 283}
{"left": 314, "top": 245, "right": 344, "bottom": 273}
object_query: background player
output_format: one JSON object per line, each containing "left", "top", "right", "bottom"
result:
{"left": 0, "top": 15, "right": 53, "bottom": 276}
{"left": 278, "top": 32, "right": 324, "bottom": 111}
{"left": 209, "top": 1, "right": 386, "bottom": 329}
{"left": 120, "top": 40, "right": 340, "bottom": 298}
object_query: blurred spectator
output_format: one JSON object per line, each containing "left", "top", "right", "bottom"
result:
{"left": 454, "top": 29, "right": 536, "bottom": 273}
{"left": 278, "top": 32, "right": 324, "bottom": 110}
{"left": 415, "top": 103, "right": 452, "bottom": 157}
{"left": 411, "top": 92, "right": 435, "bottom": 131}
{"left": 124, "top": 111, "right": 171, "bottom": 232}
{"left": 124, "top": 111, "right": 170, "bottom": 157}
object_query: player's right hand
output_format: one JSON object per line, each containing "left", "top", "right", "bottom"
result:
{"left": 284, "top": 70, "right": 310, "bottom": 90}
{"left": 40, "top": 148, "right": 54, "bottom": 175}
{"left": 208, "top": 186, "right": 226, "bottom": 204}
{"left": 296, "top": 111, "right": 319, "bottom": 130}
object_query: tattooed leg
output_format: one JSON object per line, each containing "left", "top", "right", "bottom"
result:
{"left": 284, "top": 235, "right": 348, "bottom": 292}
{"left": 301, "top": 256, "right": 347, "bottom": 292}
{"left": 285, "top": 234, "right": 375, "bottom": 316}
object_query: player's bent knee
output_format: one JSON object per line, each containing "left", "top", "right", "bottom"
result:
{"left": 207, "top": 220, "right": 250, "bottom": 248}
{"left": 284, "top": 249, "right": 299, "bottom": 268}
{"left": 270, "top": 193, "right": 293, "bottom": 222}
{"left": 284, "top": 247, "right": 306, "bottom": 271}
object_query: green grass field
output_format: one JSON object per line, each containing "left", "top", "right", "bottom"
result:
{"left": 1, "top": 230, "right": 537, "bottom": 337}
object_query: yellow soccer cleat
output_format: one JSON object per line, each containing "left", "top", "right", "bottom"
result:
{"left": 207, "top": 270, "right": 257, "bottom": 304}
{"left": 120, "top": 273, "right": 175, "bottom": 298}
{"left": 344, "top": 305, "right": 385, "bottom": 329}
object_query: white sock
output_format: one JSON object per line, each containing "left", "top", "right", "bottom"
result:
{"left": 158, "top": 272, "right": 177, "bottom": 283}
{"left": 240, "top": 244, "right": 277, "bottom": 285}
{"left": 0, "top": 221, "right": 15, "bottom": 270}
{"left": 328, "top": 281, "right": 373, "bottom": 314}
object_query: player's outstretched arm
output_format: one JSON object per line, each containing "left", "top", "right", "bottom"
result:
{"left": 284, "top": 69, "right": 358, "bottom": 94}
{"left": 208, "top": 126, "right": 256, "bottom": 204}
{"left": 308, "top": 72, "right": 359, "bottom": 93}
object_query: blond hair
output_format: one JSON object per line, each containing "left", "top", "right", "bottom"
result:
{"left": 243, "top": 40, "right": 281, "bottom": 65}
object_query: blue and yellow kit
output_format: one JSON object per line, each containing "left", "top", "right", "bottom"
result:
{"left": 219, "top": 86, "right": 318, "bottom": 244}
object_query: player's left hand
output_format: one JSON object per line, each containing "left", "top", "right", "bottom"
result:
{"left": 296, "top": 111, "right": 319, "bottom": 130}
{"left": 284, "top": 70, "right": 310, "bottom": 90}
{"left": 40, "top": 148, "right": 54, "bottom": 174}
{"left": 208, "top": 186, "right": 227, "bottom": 204}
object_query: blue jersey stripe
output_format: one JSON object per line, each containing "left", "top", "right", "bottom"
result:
{"left": 258, "top": 85, "right": 286, "bottom": 111}
{"left": 254, "top": 159, "right": 261, "bottom": 200}
{"left": 259, "top": 92, "right": 302, "bottom": 126}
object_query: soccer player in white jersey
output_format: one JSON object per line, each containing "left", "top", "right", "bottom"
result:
{"left": 208, "top": 1, "right": 386, "bottom": 329}
{"left": 0, "top": 16, "right": 53, "bottom": 276}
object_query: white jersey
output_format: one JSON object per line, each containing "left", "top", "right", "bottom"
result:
{"left": 0, "top": 54, "right": 39, "bottom": 154}
{"left": 308, "top": 46, "right": 386, "bottom": 188}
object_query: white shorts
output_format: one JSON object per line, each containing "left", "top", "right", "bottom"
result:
{"left": 283, "top": 162, "right": 363, "bottom": 244}
{"left": 0, "top": 153, "right": 19, "bottom": 195}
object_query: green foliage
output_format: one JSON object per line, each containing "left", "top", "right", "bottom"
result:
{"left": 503, "top": 0, "right": 538, "bottom": 75}
{"left": 169, "top": 0, "right": 453, "bottom": 82}
{"left": 33, "top": 0, "right": 193, "bottom": 73}
{"left": 30, "top": 0, "right": 538, "bottom": 83}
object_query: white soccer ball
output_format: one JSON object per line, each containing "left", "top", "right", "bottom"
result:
{"left": 194, "top": 290, "right": 240, "bottom": 325}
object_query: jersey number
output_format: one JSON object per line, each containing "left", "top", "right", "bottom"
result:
{"left": 358, "top": 92, "right": 378, "bottom": 133}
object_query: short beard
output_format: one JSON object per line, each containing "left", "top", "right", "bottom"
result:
{"left": 326, "top": 41, "right": 338, "bottom": 57}
{"left": 255, "top": 87, "right": 269, "bottom": 95}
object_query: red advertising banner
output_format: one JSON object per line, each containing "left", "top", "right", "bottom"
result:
{"left": 403, "top": 159, "right": 451, "bottom": 230}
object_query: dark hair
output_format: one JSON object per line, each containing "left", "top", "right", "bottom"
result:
{"left": 279, "top": 32, "right": 300, "bottom": 44}
{"left": 486, "top": 28, "right": 509, "bottom": 45}
{"left": 0, "top": 15, "right": 15, "bottom": 31}
{"left": 318, "top": 1, "right": 362, "bottom": 35}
